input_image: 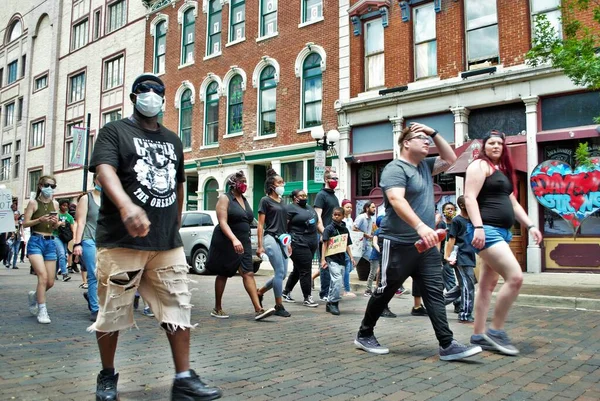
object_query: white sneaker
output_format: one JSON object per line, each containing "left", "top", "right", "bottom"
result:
{"left": 37, "top": 308, "right": 51, "bottom": 324}
{"left": 28, "top": 291, "right": 38, "bottom": 316}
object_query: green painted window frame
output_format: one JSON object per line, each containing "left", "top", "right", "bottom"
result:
{"left": 229, "top": 0, "right": 245, "bottom": 41}
{"left": 207, "top": 0, "right": 222, "bottom": 56}
{"left": 205, "top": 82, "right": 219, "bottom": 145}
{"left": 204, "top": 178, "right": 219, "bottom": 210}
{"left": 302, "top": 53, "right": 322, "bottom": 129}
{"left": 179, "top": 89, "right": 193, "bottom": 148}
{"left": 182, "top": 9, "right": 195, "bottom": 64}
{"left": 259, "top": 66, "right": 277, "bottom": 136}
{"left": 260, "top": 0, "right": 278, "bottom": 36}
{"left": 154, "top": 20, "right": 167, "bottom": 74}
{"left": 227, "top": 75, "right": 243, "bottom": 134}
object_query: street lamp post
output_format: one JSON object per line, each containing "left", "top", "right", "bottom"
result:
{"left": 311, "top": 126, "right": 340, "bottom": 183}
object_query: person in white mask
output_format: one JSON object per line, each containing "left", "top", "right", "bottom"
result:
{"left": 87, "top": 73, "right": 222, "bottom": 401}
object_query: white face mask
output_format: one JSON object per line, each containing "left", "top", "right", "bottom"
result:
{"left": 274, "top": 186, "right": 285, "bottom": 196}
{"left": 135, "top": 92, "right": 163, "bottom": 117}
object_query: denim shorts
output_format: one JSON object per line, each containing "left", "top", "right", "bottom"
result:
{"left": 27, "top": 234, "right": 57, "bottom": 261}
{"left": 465, "top": 223, "right": 513, "bottom": 254}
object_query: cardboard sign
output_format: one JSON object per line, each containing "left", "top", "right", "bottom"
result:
{"left": 0, "top": 189, "right": 14, "bottom": 234}
{"left": 325, "top": 233, "right": 348, "bottom": 257}
{"left": 349, "top": 230, "right": 364, "bottom": 258}
{"left": 530, "top": 158, "right": 600, "bottom": 238}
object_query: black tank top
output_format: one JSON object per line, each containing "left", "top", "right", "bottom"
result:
{"left": 477, "top": 170, "right": 515, "bottom": 229}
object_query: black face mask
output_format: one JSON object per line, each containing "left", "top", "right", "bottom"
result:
{"left": 297, "top": 199, "right": 307, "bottom": 207}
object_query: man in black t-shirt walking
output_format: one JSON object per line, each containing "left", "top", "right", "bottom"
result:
{"left": 89, "top": 74, "right": 222, "bottom": 401}
{"left": 314, "top": 170, "right": 340, "bottom": 301}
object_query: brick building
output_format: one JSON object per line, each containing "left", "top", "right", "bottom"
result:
{"left": 337, "top": 0, "right": 600, "bottom": 273}
{"left": 143, "top": 0, "right": 344, "bottom": 213}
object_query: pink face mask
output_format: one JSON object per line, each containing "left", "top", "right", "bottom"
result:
{"left": 236, "top": 182, "right": 248, "bottom": 193}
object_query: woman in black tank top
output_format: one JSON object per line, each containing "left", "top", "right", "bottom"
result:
{"left": 207, "top": 171, "right": 275, "bottom": 321}
{"left": 464, "top": 131, "right": 543, "bottom": 356}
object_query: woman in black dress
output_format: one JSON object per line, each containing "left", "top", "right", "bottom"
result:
{"left": 281, "top": 189, "right": 319, "bottom": 307}
{"left": 208, "top": 171, "right": 275, "bottom": 321}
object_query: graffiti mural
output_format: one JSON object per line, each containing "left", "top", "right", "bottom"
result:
{"left": 530, "top": 159, "right": 600, "bottom": 238}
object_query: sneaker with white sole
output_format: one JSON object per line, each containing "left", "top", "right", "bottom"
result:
{"left": 319, "top": 296, "right": 328, "bottom": 302}
{"left": 143, "top": 307, "right": 155, "bottom": 317}
{"left": 303, "top": 295, "right": 319, "bottom": 308}
{"left": 37, "top": 308, "right": 51, "bottom": 324}
{"left": 28, "top": 291, "right": 38, "bottom": 316}
{"left": 470, "top": 334, "right": 496, "bottom": 351}
{"left": 483, "top": 329, "right": 520, "bottom": 356}
{"left": 255, "top": 307, "right": 276, "bottom": 321}
{"left": 354, "top": 334, "right": 389, "bottom": 355}
{"left": 439, "top": 340, "right": 482, "bottom": 361}
{"left": 282, "top": 292, "right": 295, "bottom": 303}
{"left": 210, "top": 308, "right": 229, "bottom": 319}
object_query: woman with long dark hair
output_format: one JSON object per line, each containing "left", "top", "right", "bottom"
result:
{"left": 256, "top": 168, "right": 292, "bottom": 317}
{"left": 464, "top": 130, "right": 542, "bottom": 355}
{"left": 23, "top": 175, "right": 60, "bottom": 324}
{"left": 282, "top": 189, "right": 319, "bottom": 307}
{"left": 208, "top": 171, "right": 275, "bottom": 321}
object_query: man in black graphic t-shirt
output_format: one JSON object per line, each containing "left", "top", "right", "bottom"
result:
{"left": 89, "top": 73, "right": 222, "bottom": 401}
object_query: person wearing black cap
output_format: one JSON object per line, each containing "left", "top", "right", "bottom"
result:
{"left": 88, "top": 73, "right": 222, "bottom": 401}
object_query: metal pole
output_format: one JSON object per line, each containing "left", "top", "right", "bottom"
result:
{"left": 82, "top": 112, "right": 91, "bottom": 191}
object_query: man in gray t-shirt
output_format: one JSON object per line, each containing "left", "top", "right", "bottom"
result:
{"left": 354, "top": 122, "right": 482, "bottom": 362}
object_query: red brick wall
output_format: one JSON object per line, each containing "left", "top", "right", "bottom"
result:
{"left": 144, "top": 0, "right": 339, "bottom": 163}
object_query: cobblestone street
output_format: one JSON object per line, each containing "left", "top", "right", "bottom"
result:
{"left": 1, "top": 266, "right": 599, "bottom": 401}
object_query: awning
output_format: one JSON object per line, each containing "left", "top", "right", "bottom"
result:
{"left": 445, "top": 136, "right": 528, "bottom": 176}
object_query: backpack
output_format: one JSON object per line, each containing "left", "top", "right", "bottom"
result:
{"left": 58, "top": 221, "right": 73, "bottom": 243}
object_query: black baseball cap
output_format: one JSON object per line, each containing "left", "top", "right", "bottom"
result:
{"left": 131, "top": 73, "right": 165, "bottom": 93}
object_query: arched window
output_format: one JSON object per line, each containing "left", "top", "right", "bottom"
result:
{"left": 302, "top": 53, "right": 322, "bottom": 128}
{"left": 8, "top": 20, "right": 22, "bottom": 42}
{"left": 182, "top": 9, "right": 195, "bottom": 64}
{"left": 228, "top": 74, "right": 243, "bottom": 134}
{"left": 179, "top": 89, "right": 192, "bottom": 148}
{"left": 204, "top": 178, "right": 219, "bottom": 210}
{"left": 154, "top": 20, "right": 167, "bottom": 74}
{"left": 205, "top": 82, "right": 219, "bottom": 145}
{"left": 259, "top": 66, "right": 277, "bottom": 136}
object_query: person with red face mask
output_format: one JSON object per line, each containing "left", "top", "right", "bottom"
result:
{"left": 207, "top": 171, "right": 276, "bottom": 321}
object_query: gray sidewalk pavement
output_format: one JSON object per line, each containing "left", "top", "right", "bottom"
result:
{"left": 1, "top": 262, "right": 600, "bottom": 401}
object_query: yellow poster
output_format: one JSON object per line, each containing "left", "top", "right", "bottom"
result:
{"left": 325, "top": 234, "right": 348, "bottom": 257}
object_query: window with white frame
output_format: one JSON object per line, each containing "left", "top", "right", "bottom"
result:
{"left": 179, "top": 89, "right": 193, "bottom": 148}
{"left": 103, "top": 109, "right": 122, "bottom": 125}
{"left": 72, "top": 18, "right": 89, "bottom": 50}
{"left": 260, "top": 0, "right": 278, "bottom": 37}
{"left": 364, "top": 19, "right": 385, "bottom": 90}
{"left": 465, "top": 0, "right": 499, "bottom": 67}
{"left": 30, "top": 120, "right": 45, "bottom": 148}
{"left": 302, "top": 53, "right": 322, "bottom": 128}
{"left": 4, "top": 103, "right": 14, "bottom": 127}
{"left": 227, "top": 75, "right": 243, "bottom": 134}
{"left": 1, "top": 158, "right": 10, "bottom": 181}
{"left": 107, "top": 0, "right": 126, "bottom": 33}
{"left": 207, "top": 0, "right": 222, "bottom": 56}
{"left": 230, "top": 0, "right": 245, "bottom": 42}
{"left": 13, "top": 154, "right": 19, "bottom": 179}
{"left": 154, "top": 20, "right": 167, "bottom": 74}
{"left": 34, "top": 74, "right": 48, "bottom": 91}
{"left": 104, "top": 55, "right": 124, "bottom": 91}
{"left": 7, "top": 61, "right": 18, "bottom": 85}
{"left": 182, "top": 8, "right": 195, "bottom": 64}
{"left": 414, "top": 3, "right": 437, "bottom": 79}
{"left": 531, "top": 0, "right": 562, "bottom": 39}
{"left": 29, "top": 169, "right": 42, "bottom": 195}
{"left": 259, "top": 66, "right": 277, "bottom": 135}
{"left": 302, "top": 0, "right": 322, "bottom": 23}
{"left": 69, "top": 72, "right": 86, "bottom": 103}
{"left": 204, "top": 82, "right": 219, "bottom": 145}
{"left": 2, "top": 144, "right": 12, "bottom": 155}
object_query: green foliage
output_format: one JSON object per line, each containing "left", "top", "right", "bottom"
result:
{"left": 526, "top": 1, "right": 600, "bottom": 121}
{"left": 575, "top": 142, "right": 594, "bottom": 169}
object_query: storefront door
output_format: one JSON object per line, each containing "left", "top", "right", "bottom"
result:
{"left": 509, "top": 173, "right": 528, "bottom": 271}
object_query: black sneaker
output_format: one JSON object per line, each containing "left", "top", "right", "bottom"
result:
{"left": 96, "top": 371, "right": 119, "bottom": 401}
{"left": 171, "top": 369, "right": 222, "bottom": 401}
{"left": 454, "top": 304, "right": 462, "bottom": 314}
{"left": 282, "top": 292, "right": 295, "bottom": 303}
{"left": 257, "top": 291, "right": 263, "bottom": 308}
{"left": 62, "top": 274, "right": 72, "bottom": 282}
{"left": 411, "top": 305, "right": 428, "bottom": 316}
{"left": 90, "top": 311, "right": 98, "bottom": 322}
{"left": 380, "top": 307, "right": 397, "bottom": 318}
{"left": 354, "top": 334, "right": 389, "bottom": 355}
{"left": 83, "top": 291, "right": 91, "bottom": 311}
{"left": 274, "top": 304, "right": 291, "bottom": 317}
{"left": 133, "top": 295, "right": 140, "bottom": 310}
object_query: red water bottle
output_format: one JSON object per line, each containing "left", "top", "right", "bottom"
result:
{"left": 414, "top": 229, "right": 447, "bottom": 253}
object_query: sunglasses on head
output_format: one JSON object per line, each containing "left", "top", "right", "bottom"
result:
{"left": 134, "top": 82, "right": 165, "bottom": 96}
{"left": 488, "top": 130, "right": 506, "bottom": 140}
{"left": 42, "top": 183, "right": 57, "bottom": 189}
